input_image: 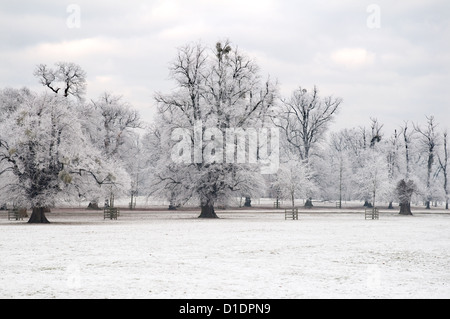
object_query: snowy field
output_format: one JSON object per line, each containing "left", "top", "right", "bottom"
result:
{"left": 1, "top": 207, "right": 449, "bottom": 299}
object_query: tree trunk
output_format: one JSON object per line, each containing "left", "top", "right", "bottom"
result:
{"left": 28, "top": 207, "right": 50, "bottom": 223}
{"left": 363, "top": 200, "right": 373, "bottom": 208}
{"left": 397, "top": 179, "right": 415, "bottom": 216}
{"left": 399, "top": 202, "right": 413, "bottom": 216}
{"left": 291, "top": 192, "right": 295, "bottom": 209}
{"left": 198, "top": 203, "right": 218, "bottom": 219}
{"left": 275, "top": 196, "right": 280, "bottom": 209}
{"left": 87, "top": 201, "right": 100, "bottom": 210}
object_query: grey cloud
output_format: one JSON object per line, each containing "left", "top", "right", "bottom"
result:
{"left": 0, "top": 0, "right": 449, "bottom": 132}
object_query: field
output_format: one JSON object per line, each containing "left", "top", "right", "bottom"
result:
{"left": 1, "top": 205, "right": 449, "bottom": 299}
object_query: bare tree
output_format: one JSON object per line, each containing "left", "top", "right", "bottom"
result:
{"left": 386, "top": 129, "right": 401, "bottom": 209}
{"left": 275, "top": 86, "right": 342, "bottom": 161}
{"left": 387, "top": 121, "right": 418, "bottom": 216}
{"left": 414, "top": 116, "right": 438, "bottom": 209}
{"left": 438, "top": 131, "right": 448, "bottom": 209}
{"left": 155, "top": 42, "right": 207, "bottom": 126}
{"left": 401, "top": 121, "right": 414, "bottom": 179}
{"left": 34, "top": 62, "right": 87, "bottom": 100}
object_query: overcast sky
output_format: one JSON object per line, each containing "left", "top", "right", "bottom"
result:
{"left": 1, "top": 0, "right": 449, "bottom": 135}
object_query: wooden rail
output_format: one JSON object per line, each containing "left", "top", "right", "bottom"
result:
{"left": 365, "top": 208, "right": 379, "bottom": 220}
{"left": 104, "top": 207, "right": 119, "bottom": 220}
{"left": 8, "top": 209, "right": 26, "bottom": 221}
{"left": 285, "top": 208, "right": 299, "bottom": 220}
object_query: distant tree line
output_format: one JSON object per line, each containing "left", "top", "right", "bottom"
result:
{"left": 0, "top": 40, "right": 448, "bottom": 222}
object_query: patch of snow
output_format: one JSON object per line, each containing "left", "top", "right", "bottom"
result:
{"left": 0, "top": 209, "right": 449, "bottom": 299}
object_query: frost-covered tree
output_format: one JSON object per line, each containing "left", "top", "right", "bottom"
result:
{"left": 0, "top": 88, "right": 33, "bottom": 122}
{"left": 274, "top": 160, "right": 315, "bottom": 208}
{"left": 151, "top": 40, "right": 277, "bottom": 218}
{"left": 385, "top": 129, "right": 402, "bottom": 208}
{"left": 80, "top": 93, "right": 142, "bottom": 207}
{"left": 326, "top": 130, "right": 354, "bottom": 206}
{"left": 328, "top": 123, "right": 382, "bottom": 206}
{"left": 34, "top": 62, "right": 141, "bottom": 209}
{"left": 121, "top": 132, "right": 146, "bottom": 209}
{"left": 354, "top": 149, "right": 391, "bottom": 209}
{"left": 273, "top": 86, "right": 342, "bottom": 206}
{"left": 0, "top": 92, "right": 130, "bottom": 223}
{"left": 87, "top": 93, "right": 141, "bottom": 157}
{"left": 140, "top": 124, "right": 172, "bottom": 206}
{"left": 378, "top": 120, "right": 429, "bottom": 215}
{"left": 0, "top": 88, "right": 33, "bottom": 209}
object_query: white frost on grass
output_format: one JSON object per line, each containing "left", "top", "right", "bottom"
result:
{"left": 0, "top": 210, "right": 449, "bottom": 299}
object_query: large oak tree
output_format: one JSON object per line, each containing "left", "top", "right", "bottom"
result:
{"left": 151, "top": 40, "right": 277, "bottom": 218}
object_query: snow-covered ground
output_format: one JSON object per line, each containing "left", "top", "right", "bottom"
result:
{"left": 1, "top": 208, "right": 449, "bottom": 299}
